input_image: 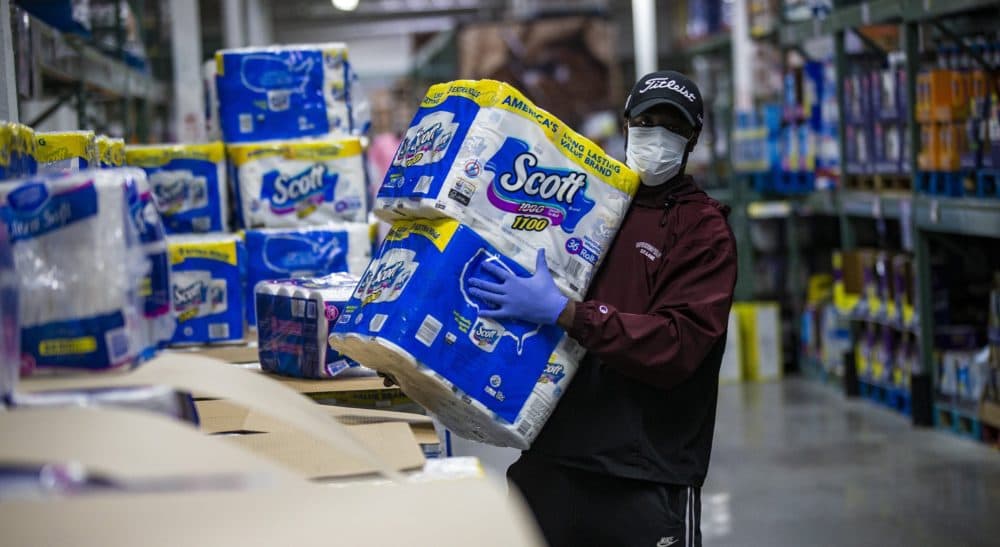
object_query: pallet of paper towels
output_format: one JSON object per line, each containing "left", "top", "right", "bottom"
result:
{"left": 0, "top": 168, "right": 174, "bottom": 373}
{"left": 255, "top": 272, "right": 365, "bottom": 379}
{"left": 374, "top": 79, "right": 638, "bottom": 300}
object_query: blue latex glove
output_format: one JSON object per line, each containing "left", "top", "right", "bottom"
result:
{"left": 467, "top": 248, "right": 569, "bottom": 325}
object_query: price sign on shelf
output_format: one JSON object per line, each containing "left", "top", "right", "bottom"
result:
{"left": 929, "top": 199, "right": 940, "bottom": 224}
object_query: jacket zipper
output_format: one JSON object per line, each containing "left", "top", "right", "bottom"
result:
{"left": 660, "top": 197, "right": 677, "bottom": 227}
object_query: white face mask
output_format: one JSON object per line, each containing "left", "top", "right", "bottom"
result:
{"left": 625, "top": 126, "right": 689, "bottom": 186}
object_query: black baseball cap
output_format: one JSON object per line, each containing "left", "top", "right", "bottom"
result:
{"left": 624, "top": 70, "right": 704, "bottom": 130}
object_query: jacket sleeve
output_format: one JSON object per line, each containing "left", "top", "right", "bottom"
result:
{"left": 567, "top": 214, "right": 737, "bottom": 390}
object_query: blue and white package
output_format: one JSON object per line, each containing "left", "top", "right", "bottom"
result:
{"left": 329, "top": 219, "right": 584, "bottom": 449}
{"left": 243, "top": 222, "right": 371, "bottom": 325}
{"left": 227, "top": 138, "right": 367, "bottom": 229}
{"left": 0, "top": 169, "right": 153, "bottom": 373}
{"left": 255, "top": 272, "right": 363, "bottom": 379}
{"left": 167, "top": 234, "right": 245, "bottom": 345}
{"left": 214, "top": 43, "right": 369, "bottom": 142}
{"left": 127, "top": 173, "right": 175, "bottom": 355}
{"left": 125, "top": 142, "right": 229, "bottom": 234}
{"left": 375, "top": 80, "right": 638, "bottom": 300}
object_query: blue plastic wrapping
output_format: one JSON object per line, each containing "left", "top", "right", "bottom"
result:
{"left": 255, "top": 272, "right": 362, "bottom": 379}
{"left": 167, "top": 234, "right": 246, "bottom": 345}
{"left": 243, "top": 223, "right": 371, "bottom": 326}
{"left": 330, "top": 219, "right": 584, "bottom": 449}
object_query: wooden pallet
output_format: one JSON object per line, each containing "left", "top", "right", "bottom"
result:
{"left": 876, "top": 174, "right": 912, "bottom": 192}
{"left": 843, "top": 174, "right": 878, "bottom": 191}
{"left": 934, "top": 403, "right": 982, "bottom": 442}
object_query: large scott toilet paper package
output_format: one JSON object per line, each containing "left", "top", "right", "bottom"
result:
{"left": 329, "top": 219, "right": 585, "bottom": 449}
{"left": 228, "top": 138, "right": 367, "bottom": 228}
{"left": 255, "top": 272, "right": 363, "bottom": 379}
{"left": 0, "top": 169, "right": 160, "bottom": 373}
{"left": 35, "top": 131, "right": 99, "bottom": 174}
{"left": 126, "top": 142, "right": 229, "bottom": 233}
{"left": 244, "top": 222, "right": 371, "bottom": 325}
{"left": 375, "top": 80, "right": 638, "bottom": 300}
{"left": 214, "top": 43, "right": 369, "bottom": 142}
{"left": 167, "top": 234, "right": 245, "bottom": 345}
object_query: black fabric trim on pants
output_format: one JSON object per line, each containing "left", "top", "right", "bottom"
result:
{"left": 508, "top": 453, "right": 702, "bottom": 547}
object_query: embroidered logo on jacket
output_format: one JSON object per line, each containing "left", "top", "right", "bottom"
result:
{"left": 636, "top": 241, "right": 662, "bottom": 262}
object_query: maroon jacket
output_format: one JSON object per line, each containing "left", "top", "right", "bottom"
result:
{"left": 527, "top": 175, "right": 737, "bottom": 486}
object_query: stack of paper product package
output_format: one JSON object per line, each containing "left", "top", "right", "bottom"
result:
{"left": 208, "top": 42, "right": 375, "bottom": 377}
{"left": 330, "top": 80, "right": 639, "bottom": 448}
{"left": 0, "top": 167, "right": 175, "bottom": 376}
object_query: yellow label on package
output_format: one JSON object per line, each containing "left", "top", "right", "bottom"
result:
{"left": 127, "top": 142, "right": 226, "bottom": 166}
{"left": 169, "top": 240, "right": 240, "bottom": 266}
{"left": 35, "top": 131, "right": 98, "bottom": 164}
{"left": 39, "top": 336, "right": 98, "bottom": 356}
{"left": 226, "top": 138, "right": 363, "bottom": 166}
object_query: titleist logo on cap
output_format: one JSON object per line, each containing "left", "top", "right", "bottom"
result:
{"left": 639, "top": 78, "right": 697, "bottom": 102}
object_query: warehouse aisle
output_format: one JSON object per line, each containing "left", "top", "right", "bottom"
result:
{"left": 703, "top": 379, "right": 1000, "bottom": 547}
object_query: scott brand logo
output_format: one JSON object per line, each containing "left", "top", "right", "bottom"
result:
{"left": 261, "top": 164, "right": 337, "bottom": 214}
{"left": 472, "top": 324, "right": 500, "bottom": 346}
{"left": 484, "top": 139, "right": 595, "bottom": 233}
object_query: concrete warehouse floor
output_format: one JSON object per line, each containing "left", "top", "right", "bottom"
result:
{"left": 703, "top": 378, "right": 1000, "bottom": 547}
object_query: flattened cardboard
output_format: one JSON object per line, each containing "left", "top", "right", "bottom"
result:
{"left": 0, "top": 407, "right": 302, "bottom": 483}
{"left": 0, "top": 479, "right": 546, "bottom": 547}
{"left": 223, "top": 423, "right": 424, "bottom": 480}
{"left": 194, "top": 400, "right": 425, "bottom": 478}
{"left": 263, "top": 372, "right": 416, "bottom": 410}
{"left": 196, "top": 400, "right": 431, "bottom": 477}
{"left": 16, "top": 354, "right": 401, "bottom": 480}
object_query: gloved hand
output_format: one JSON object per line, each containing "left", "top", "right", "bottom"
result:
{"left": 467, "top": 248, "right": 569, "bottom": 325}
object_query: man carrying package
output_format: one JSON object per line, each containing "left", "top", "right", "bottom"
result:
{"left": 468, "top": 70, "right": 738, "bottom": 547}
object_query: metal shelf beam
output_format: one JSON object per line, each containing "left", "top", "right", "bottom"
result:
{"left": 913, "top": 196, "right": 1000, "bottom": 238}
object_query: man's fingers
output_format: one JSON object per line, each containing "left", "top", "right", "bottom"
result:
{"left": 478, "top": 307, "right": 509, "bottom": 320}
{"left": 469, "top": 287, "right": 506, "bottom": 306}
{"left": 535, "top": 248, "right": 547, "bottom": 271}
{"left": 467, "top": 277, "right": 504, "bottom": 293}
{"left": 482, "top": 260, "right": 513, "bottom": 282}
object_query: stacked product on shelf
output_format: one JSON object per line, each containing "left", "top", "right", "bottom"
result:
{"left": 125, "top": 142, "right": 229, "bottom": 234}
{"left": 255, "top": 272, "right": 363, "bottom": 379}
{"left": 0, "top": 123, "right": 37, "bottom": 180}
{"left": 916, "top": 39, "right": 1000, "bottom": 198}
{"left": 330, "top": 79, "right": 639, "bottom": 449}
{"left": 35, "top": 131, "right": 100, "bottom": 174}
{"left": 166, "top": 234, "right": 246, "bottom": 346}
{"left": 685, "top": 0, "right": 732, "bottom": 41}
{"left": 0, "top": 168, "right": 174, "bottom": 374}
{"left": 732, "top": 60, "right": 839, "bottom": 194}
{"left": 842, "top": 53, "right": 911, "bottom": 191}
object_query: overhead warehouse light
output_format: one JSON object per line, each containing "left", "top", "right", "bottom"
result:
{"left": 332, "top": 0, "right": 360, "bottom": 11}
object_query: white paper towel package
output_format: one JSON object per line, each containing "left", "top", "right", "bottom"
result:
{"left": 228, "top": 138, "right": 368, "bottom": 229}
{"left": 214, "top": 43, "right": 369, "bottom": 142}
{"left": 375, "top": 80, "right": 639, "bottom": 300}
{"left": 255, "top": 272, "right": 364, "bottom": 379}
{"left": 126, "top": 142, "right": 229, "bottom": 234}
{"left": 330, "top": 219, "right": 585, "bottom": 449}
{"left": 130, "top": 174, "right": 176, "bottom": 353}
{"left": 0, "top": 168, "right": 161, "bottom": 373}
{"left": 167, "top": 233, "right": 245, "bottom": 345}
{"left": 243, "top": 222, "right": 371, "bottom": 325}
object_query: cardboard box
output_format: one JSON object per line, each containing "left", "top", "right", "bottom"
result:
{"left": 938, "top": 122, "right": 966, "bottom": 172}
{"left": 734, "top": 302, "right": 782, "bottom": 382}
{"left": 261, "top": 372, "right": 420, "bottom": 412}
{"left": 918, "top": 122, "right": 941, "bottom": 171}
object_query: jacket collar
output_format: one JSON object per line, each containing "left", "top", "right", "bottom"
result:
{"left": 631, "top": 174, "right": 702, "bottom": 207}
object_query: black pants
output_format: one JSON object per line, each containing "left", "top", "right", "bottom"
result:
{"left": 508, "top": 454, "right": 701, "bottom": 547}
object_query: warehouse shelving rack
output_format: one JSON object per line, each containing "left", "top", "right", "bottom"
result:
{"left": 755, "top": 0, "right": 1000, "bottom": 434}
{"left": 2, "top": 0, "right": 169, "bottom": 141}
